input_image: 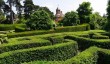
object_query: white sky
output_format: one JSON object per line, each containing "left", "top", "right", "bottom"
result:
{"left": 33, "top": 0, "right": 108, "bottom": 16}
{"left": 4, "top": 0, "right": 108, "bottom": 16}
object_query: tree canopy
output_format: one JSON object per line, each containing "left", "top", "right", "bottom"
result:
{"left": 61, "top": 11, "right": 79, "bottom": 26}
{"left": 77, "top": 2, "right": 92, "bottom": 24}
{"left": 26, "top": 10, "right": 53, "bottom": 30}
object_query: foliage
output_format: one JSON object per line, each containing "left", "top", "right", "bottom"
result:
{"left": 24, "top": 0, "right": 34, "bottom": 19}
{"left": 26, "top": 10, "right": 53, "bottom": 30}
{"left": 77, "top": 2, "right": 92, "bottom": 24}
{"left": 38, "top": 7, "right": 55, "bottom": 19}
{"left": 0, "top": 39, "right": 51, "bottom": 54}
{"left": 0, "top": 11, "right": 5, "bottom": 23}
{"left": 0, "top": 24, "right": 26, "bottom": 31}
{"left": 89, "top": 12, "right": 107, "bottom": 30}
{"left": 7, "top": 24, "right": 90, "bottom": 38}
{"left": 0, "top": 40, "right": 78, "bottom": 64}
{"left": 64, "top": 35, "right": 110, "bottom": 50}
{"left": 105, "top": 0, "right": 110, "bottom": 31}
{"left": 61, "top": 11, "right": 80, "bottom": 26}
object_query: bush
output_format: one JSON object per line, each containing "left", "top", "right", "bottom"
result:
{"left": 7, "top": 24, "right": 90, "bottom": 38}
{"left": 65, "top": 46, "right": 99, "bottom": 64}
{"left": 0, "top": 39, "right": 51, "bottom": 54}
{"left": 0, "top": 40, "right": 78, "bottom": 64}
{"left": 26, "top": 10, "right": 53, "bottom": 30}
{"left": 0, "top": 24, "right": 26, "bottom": 31}
{"left": 64, "top": 35, "right": 110, "bottom": 50}
{"left": 98, "top": 48, "right": 110, "bottom": 64}
{"left": 47, "top": 36, "right": 64, "bottom": 45}
{"left": 92, "top": 35, "right": 109, "bottom": 39}
{"left": 15, "top": 26, "right": 26, "bottom": 32}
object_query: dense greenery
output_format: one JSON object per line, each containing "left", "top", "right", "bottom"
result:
{"left": 77, "top": 2, "right": 92, "bottom": 24}
{"left": 61, "top": 11, "right": 80, "bottom": 26}
{"left": 26, "top": 10, "right": 53, "bottom": 30}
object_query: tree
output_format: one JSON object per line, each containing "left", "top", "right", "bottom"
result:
{"left": 24, "top": 0, "right": 34, "bottom": 19}
{"left": 105, "top": 0, "right": 110, "bottom": 31}
{"left": 61, "top": 11, "right": 79, "bottom": 26}
{"left": 0, "top": 11, "right": 5, "bottom": 23}
{"left": 77, "top": 2, "right": 92, "bottom": 24}
{"left": 0, "top": 0, "right": 5, "bottom": 10}
{"left": 38, "top": 7, "right": 54, "bottom": 19}
{"left": 26, "top": 10, "right": 53, "bottom": 30}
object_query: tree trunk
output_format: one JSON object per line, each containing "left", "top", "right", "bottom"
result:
{"left": 9, "top": 0, "right": 14, "bottom": 24}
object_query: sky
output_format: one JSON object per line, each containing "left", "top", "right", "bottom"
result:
{"left": 32, "top": 0, "right": 108, "bottom": 16}
{"left": 4, "top": 0, "right": 108, "bottom": 16}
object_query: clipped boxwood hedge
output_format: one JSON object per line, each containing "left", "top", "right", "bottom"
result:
{"left": 22, "top": 47, "right": 99, "bottom": 64}
{"left": 0, "top": 24, "right": 26, "bottom": 31}
{"left": 0, "top": 39, "right": 51, "bottom": 54}
{"left": 0, "top": 40, "right": 78, "bottom": 64}
{"left": 64, "top": 35, "right": 110, "bottom": 50}
{"left": 65, "top": 46, "right": 99, "bottom": 64}
{"left": 92, "top": 35, "right": 109, "bottom": 39}
{"left": 7, "top": 24, "right": 90, "bottom": 38}
{"left": 98, "top": 48, "right": 110, "bottom": 64}
{"left": 47, "top": 36, "right": 64, "bottom": 45}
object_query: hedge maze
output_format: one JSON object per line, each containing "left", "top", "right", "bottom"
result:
{"left": 0, "top": 24, "right": 110, "bottom": 64}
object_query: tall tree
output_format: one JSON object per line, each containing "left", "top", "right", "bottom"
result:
{"left": 104, "top": 0, "right": 110, "bottom": 31}
{"left": 24, "top": 0, "right": 34, "bottom": 19}
{"left": 0, "top": 0, "right": 5, "bottom": 10}
{"left": 14, "top": 0, "right": 22, "bottom": 19}
{"left": 6, "top": 0, "right": 15, "bottom": 24}
{"left": 77, "top": 2, "right": 92, "bottom": 24}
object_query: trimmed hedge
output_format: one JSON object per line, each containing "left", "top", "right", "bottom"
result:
{"left": 0, "top": 40, "right": 78, "bottom": 64}
{"left": 55, "top": 24, "right": 90, "bottom": 32}
{"left": 65, "top": 46, "right": 99, "bottom": 64}
{"left": 92, "top": 35, "right": 109, "bottom": 39}
{"left": 0, "top": 24, "right": 26, "bottom": 31}
{"left": 0, "top": 39, "right": 51, "bottom": 54}
{"left": 22, "top": 47, "right": 99, "bottom": 64}
{"left": 47, "top": 36, "right": 64, "bottom": 45}
{"left": 64, "top": 35, "right": 110, "bottom": 50}
{"left": 98, "top": 48, "right": 110, "bottom": 64}
{"left": 7, "top": 24, "right": 90, "bottom": 38}
{"left": 15, "top": 26, "right": 26, "bottom": 32}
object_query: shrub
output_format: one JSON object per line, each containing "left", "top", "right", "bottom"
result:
{"left": 0, "top": 24, "right": 26, "bottom": 31}
{"left": 7, "top": 24, "right": 90, "bottom": 38}
{"left": 98, "top": 48, "right": 110, "bottom": 64}
{"left": 92, "top": 35, "right": 109, "bottom": 39}
{"left": 0, "top": 40, "right": 78, "bottom": 64}
{"left": 0, "top": 39, "right": 51, "bottom": 53}
{"left": 65, "top": 46, "right": 99, "bottom": 64}
{"left": 64, "top": 35, "right": 110, "bottom": 50}
{"left": 26, "top": 10, "right": 53, "bottom": 30}
{"left": 15, "top": 26, "right": 26, "bottom": 32}
{"left": 47, "top": 36, "right": 64, "bottom": 45}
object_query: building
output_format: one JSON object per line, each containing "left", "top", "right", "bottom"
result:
{"left": 55, "top": 7, "right": 63, "bottom": 22}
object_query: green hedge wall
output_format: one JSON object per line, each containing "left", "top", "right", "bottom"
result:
{"left": 7, "top": 24, "right": 90, "bottom": 38}
{"left": 0, "top": 39, "right": 51, "bottom": 54}
{"left": 22, "top": 47, "right": 99, "bottom": 64}
{"left": 47, "top": 36, "right": 64, "bottom": 45}
{"left": 92, "top": 35, "right": 109, "bottom": 39}
{"left": 98, "top": 49, "right": 110, "bottom": 64}
{"left": 64, "top": 35, "right": 110, "bottom": 50}
{"left": 0, "top": 24, "right": 26, "bottom": 31}
{"left": 0, "top": 40, "right": 78, "bottom": 64}
{"left": 65, "top": 46, "right": 99, "bottom": 64}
